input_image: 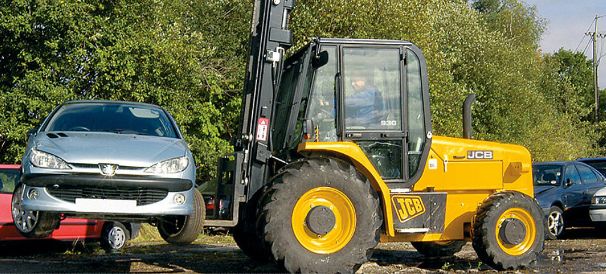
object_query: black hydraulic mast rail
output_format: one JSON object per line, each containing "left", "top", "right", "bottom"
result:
{"left": 207, "top": 0, "right": 294, "bottom": 226}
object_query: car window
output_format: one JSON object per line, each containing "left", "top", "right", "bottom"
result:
{"left": 563, "top": 165, "right": 582, "bottom": 185}
{"left": 43, "top": 103, "right": 178, "bottom": 138}
{"left": 0, "top": 169, "right": 20, "bottom": 193}
{"left": 580, "top": 160, "right": 606, "bottom": 177}
{"left": 576, "top": 164, "right": 599, "bottom": 184}
{"left": 533, "top": 165, "right": 562, "bottom": 186}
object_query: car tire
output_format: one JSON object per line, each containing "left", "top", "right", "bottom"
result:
{"left": 545, "top": 206, "right": 565, "bottom": 240}
{"left": 11, "top": 184, "right": 60, "bottom": 238}
{"left": 412, "top": 241, "right": 466, "bottom": 257}
{"left": 158, "top": 190, "right": 205, "bottom": 244}
{"left": 472, "top": 191, "right": 544, "bottom": 270}
{"left": 258, "top": 157, "right": 382, "bottom": 273}
{"left": 100, "top": 222, "right": 130, "bottom": 253}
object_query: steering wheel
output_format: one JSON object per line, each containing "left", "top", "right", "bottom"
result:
{"left": 68, "top": 126, "right": 90, "bottom": 132}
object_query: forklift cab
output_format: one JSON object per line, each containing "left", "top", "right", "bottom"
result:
{"left": 273, "top": 38, "right": 432, "bottom": 188}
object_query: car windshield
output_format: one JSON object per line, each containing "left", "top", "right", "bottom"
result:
{"left": 0, "top": 168, "right": 20, "bottom": 193}
{"left": 44, "top": 103, "right": 178, "bottom": 138}
{"left": 580, "top": 160, "right": 606, "bottom": 177}
{"left": 533, "top": 165, "right": 562, "bottom": 186}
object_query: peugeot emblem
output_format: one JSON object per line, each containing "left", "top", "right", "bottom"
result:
{"left": 99, "top": 163, "right": 118, "bottom": 176}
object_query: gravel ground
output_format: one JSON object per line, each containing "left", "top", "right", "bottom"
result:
{"left": 1, "top": 227, "right": 606, "bottom": 273}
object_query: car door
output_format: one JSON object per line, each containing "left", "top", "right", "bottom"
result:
{"left": 576, "top": 163, "right": 604, "bottom": 204}
{"left": 561, "top": 164, "right": 584, "bottom": 211}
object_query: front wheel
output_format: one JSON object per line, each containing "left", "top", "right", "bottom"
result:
{"left": 545, "top": 206, "right": 564, "bottom": 240}
{"left": 11, "top": 184, "right": 59, "bottom": 238}
{"left": 472, "top": 191, "right": 544, "bottom": 270}
{"left": 258, "top": 157, "right": 383, "bottom": 273}
{"left": 158, "top": 190, "right": 205, "bottom": 244}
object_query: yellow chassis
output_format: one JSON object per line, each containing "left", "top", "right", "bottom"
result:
{"left": 298, "top": 135, "right": 533, "bottom": 242}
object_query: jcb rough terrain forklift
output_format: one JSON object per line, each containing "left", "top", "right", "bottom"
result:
{"left": 202, "top": 0, "right": 544, "bottom": 272}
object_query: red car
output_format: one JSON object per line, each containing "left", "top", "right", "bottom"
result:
{"left": 0, "top": 164, "right": 137, "bottom": 251}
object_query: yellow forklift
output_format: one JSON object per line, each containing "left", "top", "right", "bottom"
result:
{"left": 202, "top": 0, "right": 543, "bottom": 272}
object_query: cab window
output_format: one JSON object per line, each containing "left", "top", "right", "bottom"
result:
{"left": 307, "top": 46, "right": 338, "bottom": 141}
{"left": 342, "top": 47, "right": 401, "bottom": 131}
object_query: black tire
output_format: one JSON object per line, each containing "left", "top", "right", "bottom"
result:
{"left": 472, "top": 191, "right": 544, "bottom": 270}
{"left": 258, "top": 157, "right": 383, "bottom": 273}
{"left": 100, "top": 222, "right": 130, "bottom": 253}
{"left": 545, "top": 206, "right": 565, "bottom": 240}
{"left": 158, "top": 190, "right": 205, "bottom": 244}
{"left": 411, "top": 241, "right": 466, "bottom": 258}
{"left": 233, "top": 191, "right": 272, "bottom": 262}
{"left": 11, "top": 184, "right": 59, "bottom": 238}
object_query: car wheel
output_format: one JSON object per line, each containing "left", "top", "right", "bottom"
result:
{"left": 546, "top": 206, "right": 565, "bottom": 240}
{"left": 158, "top": 190, "right": 205, "bottom": 244}
{"left": 100, "top": 222, "right": 130, "bottom": 253}
{"left": 11, "top": 184, "right": 59, "bottom": 238}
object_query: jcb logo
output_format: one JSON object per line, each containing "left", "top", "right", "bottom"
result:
{"left": 467, "top": 150, "right": 493, "bottom": 159}
{"left": 392, "top": 196, "right": 425, "bottom": 222}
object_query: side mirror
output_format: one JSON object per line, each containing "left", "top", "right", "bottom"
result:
{"left": 565, "top": 178, "right": 574, "bottom": 188}
{"left": 312, "top": 51, "right": 329, "bottom": 69}
{"left": 27, "top": 127, "right": 38, "bottom": 137}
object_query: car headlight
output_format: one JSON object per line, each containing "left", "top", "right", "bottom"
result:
{"left": 30, "top": 149, "right": 71, "bottom": 169}
{"left": 593, "top": 196, "right": 606, "bottom": 205}
{"left": 145, "top": 156, "right": 189, "bottom": 174}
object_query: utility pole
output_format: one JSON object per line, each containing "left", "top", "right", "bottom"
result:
{"left": 586, "top": 15, "right": 606, "bottom": 121}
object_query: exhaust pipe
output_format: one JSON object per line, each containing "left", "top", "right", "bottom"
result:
{"left": 463, "top": 94, "right": 476, "bottom": 139}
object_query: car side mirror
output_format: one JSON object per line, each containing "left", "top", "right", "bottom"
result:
{"left": 565, "top": 178, "right": 574, "bottom": 188}
{"left": 27, "top": 127, "right": 38, "bottom": 137}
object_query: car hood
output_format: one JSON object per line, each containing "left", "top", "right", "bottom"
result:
{"left": 33, "top": 132, "right": 187, "bottom": 167}
{"left": 534, "top": 185, "right": 558, "bottom": 196}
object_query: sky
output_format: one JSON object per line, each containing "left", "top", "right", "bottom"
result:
{"left": 523, "top": 0, "right": 606, "bottom": 86}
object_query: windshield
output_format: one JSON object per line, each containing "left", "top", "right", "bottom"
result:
{"left": 533, "top": 165, "right": 562, "bottom": 186}
{"left": 44, "top": 103, "right": 178, "bottom": 138}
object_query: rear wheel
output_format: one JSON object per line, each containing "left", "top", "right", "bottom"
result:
{"left": 100, "top": 222, "right": 130, "bottom": 253}
{"left": 11, "top": 184, "right": 59, "bottom": 238}
{"left": 545, "top": 206, "right": 564, "bottom": 240}
{"left": 412, "top": 241, "right": 466, "bottom": 257}
{"left": 472, "top": 191, "right": 544, "bottom": 270}
{"left": 158, "top": 190, "right": 205, "bottom": 244}
{"left": 258, "top": 157, "right": 382, "bottom": 273}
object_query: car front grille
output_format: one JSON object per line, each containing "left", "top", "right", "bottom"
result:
{"left": 47, "top": 186, "right": 168, "bottom": 206}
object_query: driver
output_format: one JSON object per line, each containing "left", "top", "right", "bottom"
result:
{"left": 345, "top": 72, "right": 383, "bottom": 128}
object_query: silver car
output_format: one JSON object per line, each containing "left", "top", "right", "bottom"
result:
{"left": 12, "top": 100, "right": 204, "bottom": 244}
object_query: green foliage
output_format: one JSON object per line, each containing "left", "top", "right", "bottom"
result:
{"left": 0, "top": 0, "right": 603, "bottom": 184}
{"left": 0, "top": 0, "right": 250, "bottom": 182}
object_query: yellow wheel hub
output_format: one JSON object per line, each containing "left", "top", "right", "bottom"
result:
{"left": 495, "top": 207, "right": 536, "bottom": 256}
{"left": 292, "top": 187, "right": 356, "bottom": 254}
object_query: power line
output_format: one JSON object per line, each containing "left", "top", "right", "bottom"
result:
{"left": 576, "top": 19, "right": 596, "bottom": 52}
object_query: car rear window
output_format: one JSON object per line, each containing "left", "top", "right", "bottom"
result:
{"left": 580, "top": 160, "right": 606, "bottom": 176}
{"left": 43, "top": 103, "right": 178, "bottom": 138}
{"left": 0, "top": 169, "right": 20, "bottom": 193}
{"left": 533, "top": 165, "right": 562, "bottom": 186}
